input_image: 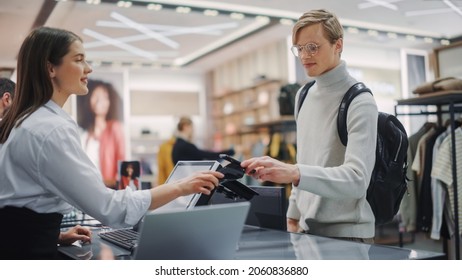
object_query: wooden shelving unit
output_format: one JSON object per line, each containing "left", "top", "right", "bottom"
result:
{"left": 211, "top": 79, "right": 289, "bottom": 156}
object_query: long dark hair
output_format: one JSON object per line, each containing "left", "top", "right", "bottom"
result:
{"left": 0, "top": 26, "right": 81, "bottom": 143}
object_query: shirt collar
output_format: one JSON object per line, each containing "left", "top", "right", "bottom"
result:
{"left": 43, "top": 99, "right": 75, "bottom": 123}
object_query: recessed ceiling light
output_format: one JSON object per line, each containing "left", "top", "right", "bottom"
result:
{"left": 347, "top": 27, "right": 359, "bottom": 34}
{"left": 387, "top": 32, "right": 398, "bottom": 39}
{"left": 117, "top": 1, "right": 132, "bottom": 8}
{"left": 367, "top": 29, "right": 379, "bottom": 36}
{"left": 230, "top": 12, "right": 245, "bottom": 20}
{"left": 423, "top": 37, "right": 434, "bottom": 43}
{"left": 176, "top": 6, "right": 191, "bottom": 14}
{"left": 255, "top": 15, "right": 270, "bottom": 23}
{"left": 440, "top": 39, "right": 451, "bottom": 45}
{"left": 204, "top": 9, "right": 219, "bottom": 17}
{"left": 90, "top": 61, "right": 101, "bottom": 67}
{"left": 147, "top": 4, "right": 162, "bottom": 11}
{"left": 279, "top": 18, "right": 294, "bottom": 26}
{"left": 406, "top": 34, "right": 416, "bottom": 41}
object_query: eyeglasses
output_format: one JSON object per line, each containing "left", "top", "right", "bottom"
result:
{"left": 290, "top": 43, "right": 322, "bottom": 57}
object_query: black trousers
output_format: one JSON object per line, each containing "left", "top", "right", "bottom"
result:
{"left": 0, "top": 206, "right": 63, "bottom": 260}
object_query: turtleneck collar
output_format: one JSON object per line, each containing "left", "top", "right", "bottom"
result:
{"left": 314, "top": 60, "right": 353, "bottom": 91}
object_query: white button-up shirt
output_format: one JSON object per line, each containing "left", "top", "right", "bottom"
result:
{"left": 0, "top": 100, "right": 151, "bottom": 228}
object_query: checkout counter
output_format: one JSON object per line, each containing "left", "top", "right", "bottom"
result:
{"left": 58, "top": 225, "right": 444, "bottom": 260}
{"left": 59, "top": 166, "right": 444, "bottom": 260}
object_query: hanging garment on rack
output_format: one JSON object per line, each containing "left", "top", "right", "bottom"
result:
{"left": 416, "top": 126, "right": 446, "bottom": 233}
{"left": 412, "top": 127, "right": 438, "bottom": 195}
{"left": 401, "top": 122, "right": 437, "bottom": 232}
{"left": 431, "top": 127, "right": 462, "bottom": 237}
{"left": 430, "top": 126, "right": 452, "bottom": 240}
{"left": 428, "top": 122, "right": 462, "bottom": 240}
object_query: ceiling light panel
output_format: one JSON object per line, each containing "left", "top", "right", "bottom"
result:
{"left": 67, "top": 0, "right": 264, "bottom": 66}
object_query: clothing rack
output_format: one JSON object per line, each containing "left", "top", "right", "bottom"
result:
{"left": 395, "top": 90, "right": 462, "bottom": 260}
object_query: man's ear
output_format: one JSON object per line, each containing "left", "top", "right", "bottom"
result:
{"left": 3, "top": 92, "right": 12, "bottom": 105}
{"left": 335, "top": 38, "right": 343, "bottom": 54}
{"left": 47, "top": 61, "right": 56, "bottom": 78}
{"left": 1, "top": 94, "right": 5, "bottom": 107}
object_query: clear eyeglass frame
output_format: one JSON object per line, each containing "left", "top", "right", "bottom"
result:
{"left": 290, "top": 43, "right": 321, "bottom": 57}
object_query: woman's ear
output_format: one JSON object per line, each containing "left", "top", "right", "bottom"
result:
{"left": 47, "top": 62, "right": 56, "bottom": 78}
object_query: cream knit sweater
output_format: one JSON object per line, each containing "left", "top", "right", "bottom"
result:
{"left": 287, "top": 60, "right": 378, "bottom": 238}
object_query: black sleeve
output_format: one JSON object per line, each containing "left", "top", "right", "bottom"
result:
{"left": 172, "top": 138, "right": 235, "bottom": 164}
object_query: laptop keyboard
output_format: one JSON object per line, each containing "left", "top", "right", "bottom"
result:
{"left": 98, "top": 228, "right": 139, "bottom": 251}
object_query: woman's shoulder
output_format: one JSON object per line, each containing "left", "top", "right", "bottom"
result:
{"left": 22, "top": 106, "right": 75, "bottom": 136}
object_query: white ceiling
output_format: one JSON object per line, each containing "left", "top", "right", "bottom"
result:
{"left": 1, "top": 0, "right": 461, "bottom": 74}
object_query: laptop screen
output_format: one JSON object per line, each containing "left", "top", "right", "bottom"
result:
{"left": 134, "top": 202, "right": 250, "bottom": 260}
{"left": 154, "top": 160, "right": 220, "bottom": 212}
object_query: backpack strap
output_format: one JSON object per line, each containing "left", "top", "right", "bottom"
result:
{"left": 296, "top": 80, "right": 316, "bottom": 119}
{"left": 337, "top": 82, "right": 372, "bottom": 146}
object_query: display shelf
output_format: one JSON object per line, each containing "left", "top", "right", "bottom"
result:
{"left": 211, "top": 79, "right": 288, "bottom": 150}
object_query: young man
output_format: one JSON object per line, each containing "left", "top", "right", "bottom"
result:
{"left": 241, "top": 9, "right": 378, "bottom": 243}
{"left": 0, "top": 78, "right": 15, "bottom": 120}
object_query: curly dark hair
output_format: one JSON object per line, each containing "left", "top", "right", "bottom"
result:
{"left": 120, "top": 161, "right": 140, "bottom": 178}
{"left": 76, "top": 79, "right": 123, "bottom": 131}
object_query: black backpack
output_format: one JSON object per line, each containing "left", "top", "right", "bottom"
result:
{"left": 297, "top": 81, "right": 409, "bottom": 225}
{"left": 278, "top": 83, "right": 302, "bottom": 116}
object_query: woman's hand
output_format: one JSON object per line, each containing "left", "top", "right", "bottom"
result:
{"left": 58, "top": 225, "right": 92, "bottom": 246}
{"left": 174, "top": 170, "right": 224, "bottom": 196}
{"left": 149, "top": 170, "right": 224, "bottom": 210}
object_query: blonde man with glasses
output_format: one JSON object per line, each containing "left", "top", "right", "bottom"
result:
{"left": 242, "top": 9, "right": 378, "bottom": 244}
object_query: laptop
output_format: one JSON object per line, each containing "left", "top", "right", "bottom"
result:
{"left": 132, "top": 202, "right": 250, "bottom": 260}
{"left": 154, "top": 160, "right": 221, "bottom": 211}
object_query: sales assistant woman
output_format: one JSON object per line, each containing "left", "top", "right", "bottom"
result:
{"left": 0, "top": 26, "right": 222, "bottom": 260}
